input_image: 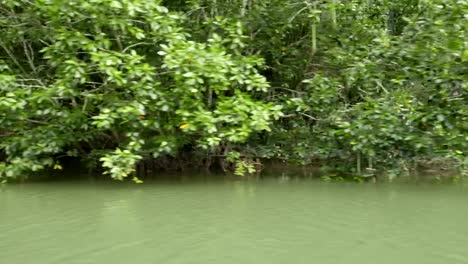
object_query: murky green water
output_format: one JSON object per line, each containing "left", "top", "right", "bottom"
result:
{"left": 1, "top": 176, "right": 468, "bottom": 264}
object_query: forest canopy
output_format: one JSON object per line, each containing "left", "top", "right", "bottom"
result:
{"left": 0, "top": 0, "right": 466, "bottom": 180}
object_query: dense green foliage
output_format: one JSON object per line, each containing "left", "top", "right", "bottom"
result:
{"left": 1, "top": 0, "right": 466, "bottom": 180}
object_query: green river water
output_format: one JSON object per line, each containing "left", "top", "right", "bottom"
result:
{"left": 1, "top": 175, "right": 468, "bottom": 264}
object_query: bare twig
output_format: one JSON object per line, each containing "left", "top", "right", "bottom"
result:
{"left": 23, "top": 41, "right": 37, "bottom": 74}
{"left": 0, "top": 44, "right": 28, "bottom": 75}
{"left": 122, "top": 42, "right": 153, "bottom": 53}
{"left": 299, "top": 112, "right": 320, "bottom": 120}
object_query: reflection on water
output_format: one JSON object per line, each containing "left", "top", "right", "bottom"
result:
{"left": 1, "top": 176, "right": 468, "bottom": 264}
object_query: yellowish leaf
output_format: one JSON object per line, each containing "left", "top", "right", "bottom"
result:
{"left": 132, "top": 177, "right": 143, "bottom": 184}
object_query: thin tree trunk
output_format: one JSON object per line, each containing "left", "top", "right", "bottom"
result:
{"left": 241, "top": 0, "right": 249, "bottom": 17}
{"left": 330, "top": 0, "right": 337, "bottom": 29}
{"left": 311, "top": 22, "right": 317, "bottom": 55}
{"left": 211, "top": 0, "right": 217, "bottom": 17}
{"left": 357, "top": 152, "right": 361, "bottom": 174}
